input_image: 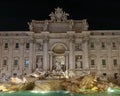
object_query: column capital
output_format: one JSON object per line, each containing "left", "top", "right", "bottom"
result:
{"left": 67, "top": 31, "right": 75, "bottom": 42}
{"left": 43, "top": 36, "right": 49, "bottom": 43}
{"left": 41, "top": 31, "right": 49, "bottom": 43}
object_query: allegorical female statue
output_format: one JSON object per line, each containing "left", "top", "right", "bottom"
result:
{"left": 76, "top": 56, "right": 82, "bottom": 68}
{"left": 36, "top": 57, "right": 43, "bottom": 68}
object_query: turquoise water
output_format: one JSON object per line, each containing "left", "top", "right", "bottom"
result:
{"left": 0, "top": 91, "right": 120, "bottom": 96}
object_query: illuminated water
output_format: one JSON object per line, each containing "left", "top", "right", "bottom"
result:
{"left": 0, "top": 91, "right": 120, "bottom": 96}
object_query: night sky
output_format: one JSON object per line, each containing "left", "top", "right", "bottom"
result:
{"left": 0, "top": 0, "right": 120, "bottom": 31}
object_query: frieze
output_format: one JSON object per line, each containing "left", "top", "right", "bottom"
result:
{"left": 0, "top": 33, "right": 29, "bottom": 36}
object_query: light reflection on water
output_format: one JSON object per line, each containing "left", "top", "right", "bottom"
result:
{"left": 0, "top": 91, "right": 120, "bottom": 96}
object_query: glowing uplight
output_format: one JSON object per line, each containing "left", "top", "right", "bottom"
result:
{"left": 107, "top": 87, "right": 114, "bottom": 93}
{"left": 63, "top": 91, "right": 70, "bottom": 94}
{"left": 8, "top": 91, "right": 15, "bottom": 93}
{"left": 40, "top": 91, "right": 49, "bottom": 94}
{"left": 30, "top": 90, "right": 40, "bottom": 93}
{"left": 30, "top": 90, "right": 49, "bottom": 94}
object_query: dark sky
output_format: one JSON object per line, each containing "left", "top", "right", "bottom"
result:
{"left": 0, "top": 0, "right": 120, "bottom": 31}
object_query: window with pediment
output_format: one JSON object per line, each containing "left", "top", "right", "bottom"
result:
{"left": 3, "top": 60, "right": 7, "bottom": 67}
{"left": 113, "top": 59, "right": 117, "bottom": 67}
{"left": 26, "top": 43, "right": 30, "bottom": 49}
{"left": 4, "top": 43, "right": 8, "bottom": 49}
{"left": 102, "top": 59, "right": 106, "bottom": 67}
{"left": 13, "top": 60, "right": 18, "bottom": 67}
{"left": 90, "top": 59, "right": 95, "bottom": 68}
{"left": 25, "top": 58, "right": 30, "bottom": 67}
{"left": 2, "top": 40, "right": 9, "bottom": 50}
{"left": 90, "top": 42, "right": 94, "bottom": 49}
{"left": 101, "top": 42, "right": 105, "bottom": 49}
{"left": 15, "top": 43, "right": 19, "bottom": 49}
{"left": 112, "top": 42, "right": 117, "bottom": 50}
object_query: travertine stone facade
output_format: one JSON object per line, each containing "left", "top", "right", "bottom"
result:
{"left": 0, "top": 7, "right": 120, "bottom": 80}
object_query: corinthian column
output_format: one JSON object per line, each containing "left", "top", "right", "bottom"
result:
{"left": 42, "top": 32, "right": 49, "bottom": 71}
{"left": 67, "top": 31, "right": 75, "bottom": 70}
{"left": 0, "top": 40, "right": 1, "bottom": 61}
{"left": 29, "top": 39, "right": 34, "bottom": 73}
{"left": 82, "top": 31, "right": 90, "bottom": 70}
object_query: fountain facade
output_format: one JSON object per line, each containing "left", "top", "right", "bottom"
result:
{"left": 0, "top": 7, "right": 120, "bottom": 83}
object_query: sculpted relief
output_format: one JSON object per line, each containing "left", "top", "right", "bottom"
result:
{"left": 36, "top": 43, "right": 43, "bottom": 51}
{"left": 75, "top": 43, "right": 82, "bottom": 51}
{"left": 49, "top": 7, "right": 69, "bottom": 22}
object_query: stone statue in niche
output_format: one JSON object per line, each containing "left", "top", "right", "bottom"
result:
{"left": 82, "top": 19, "right": 88, "bottom": 30}
{"left": 55, "top": 62, "right": 61, "bottom": 71}
{"left": 27, "top": 22, "right": 33, "bottom": 31}
{"left": 76, "top": 56, "right": 82, "bottom": 68}
{"left": 54, "top": 57, "right": 62, "bottom": 71}
{"left": 36, "top": 56, "right": 43, "bottom": 68}
{"left": 69, "top": 19, "right": 74, "bottom": 30}
{"left": 43, "top": 20, "right": 48, "bottom": 31}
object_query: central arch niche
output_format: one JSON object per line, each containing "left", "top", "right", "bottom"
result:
{"left": 52, "top": 44, "right": 66, "bottom": 54}
{"left": 51, "top": 43, "right": 67, "bottom": 71}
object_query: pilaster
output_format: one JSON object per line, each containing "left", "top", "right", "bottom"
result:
{"left": 9, "top": 39, "right": 13, "bottom": 76}
{"left": 0, "top": 39, "right": 2, "bottom": 77}
{"left": 19, "top": 40, "right": 25, "bottom": 75}
{"left": 29, "top": 39, "right": 34, "bottom": 73}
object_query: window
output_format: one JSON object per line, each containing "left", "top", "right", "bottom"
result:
{"left": 25, "top": 59, "right": 29, "bottom": 67}
{"left": 101, "top": 42, "right": 105, "bottom": 49}
{"left": 3, "top": 60, "right": 7, "bottom": 66}
{"left": 90, "top": 33, "right": 94, "bottom": 35}
{"left": 4, "top": 43, "right": 8, "bottom": 49}
{"left": 91, "top": 59, "right": 95, "bottom": 68}
{"left": 15, "top": 43, "right": 19, "bottom": 49}
{"left": 26, "top": 43, "right": 30, "bottom": 49}
{"left": 14, "top": 60, "right": 18, "bottom": 66}
{"left": 13, "top": 73, "right": 17, "bottom": 76}
{"left": 101, "top": 33, "right": 104, "bottom": 35}
{"left": 114, "top": 73, "right": 118, "bottom": 79}
{"left": 112, "top": 42, "right": 116, "bottom": 47}
{"left": 102, "top": 59, "right": 106, "bottom": 67}
{"left": 112, "top": 42, "right": 116, "bottom": 49}
{"left": 90, "top": 42, "right": 94, "bottom": 49}
{"left": 103, "top": 73, "right": 107, "bottom": 76}
{"left": 112, "top": 33, "right": 115, "bottom": 35}
{"left": 91, "top": 60, "right": 95, "bottom": 65}
{"left": 113, "top": 59, "right": 117, "bottom": 67}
